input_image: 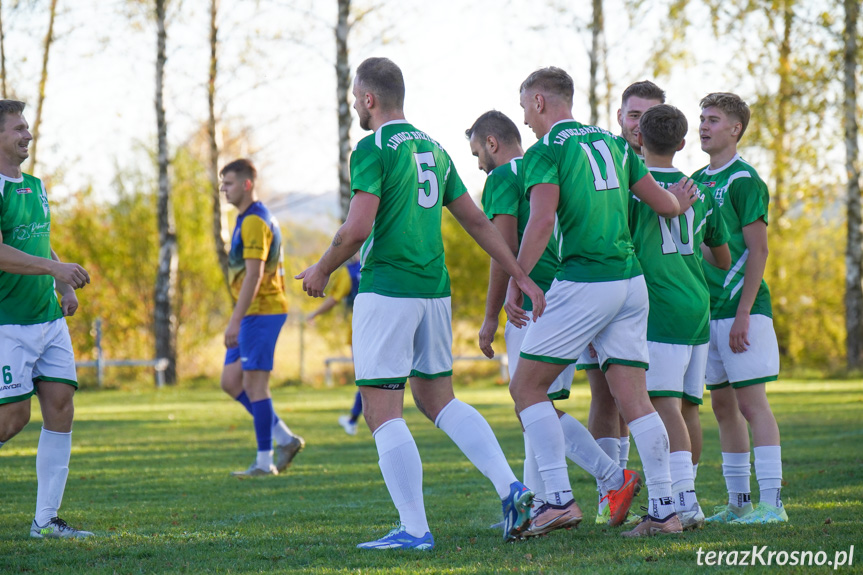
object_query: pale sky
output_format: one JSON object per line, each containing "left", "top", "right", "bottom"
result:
{"left": 5, "top": 0, "right": 779, "bottom": 216}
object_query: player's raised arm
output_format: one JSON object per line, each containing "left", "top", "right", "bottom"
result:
{"left": 296, "top": 191, "right": 379, "bottom": 298}
{"left": 630, "top": 172, "right": 694, "bottom": 218}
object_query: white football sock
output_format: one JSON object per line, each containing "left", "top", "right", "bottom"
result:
{"left": 619, "top": 435, "right": 631, "bottom": 469}
{"left": 272, "top": 419, "right": 293, "bottom": 445}
{"left": 629, "top": 413, "right": 673, "bottom": 519}
{"left": 559, "top": 413, "right": 621, "bottom": 491}
{"left": 670, "top": 450, "right": 695, "bottom": 494}
{"left": 435, "top": 399, "right": 516, "bottom": 499}
{"left": 670, "top": 450, "right": 697, "bottom": 512}
{"left": 754, "top": 445, "right": 783, "bottom": 508}
{"left": 721, "top": 451, "right": 752, "bottom": 507}
{"left": 256, "top": 450, "right": 274, "bottom": 469}
{"left": 374, "top": 418, "right": 428, "bottom": 537}
{"left": 35, "top": 428, "right": 71, "bottom": 526}
{"left": 595, "top": 437, "right": 621, "bottom": 503}
{"left": 523, "top": 433, "right": 543, "bottom": 495}
{"left": 692, "top": 462, "right": 699, "bottom": 480}
{"left": 520, "top": 402, "right": 571, "bottom": 505}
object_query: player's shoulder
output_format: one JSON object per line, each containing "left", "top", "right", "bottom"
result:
{"left": 354, "top": 131, "right": 379, "bottom": 153}
{"left": 731, "top": 156, "right": 766, "bottom": 185}
{"left": 490, "top": 158, "right": 522, "bottom": 181}
{"left": 244, "top": 202, "right": 278, "bottom": 227}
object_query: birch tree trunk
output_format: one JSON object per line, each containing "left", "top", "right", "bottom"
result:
{"left": 208, "top": 0, "right": 229, "bottom": 292}
{"left": 844, "top": 0, "right": 862, "bottom": 369}
{"left": 154, "top": 0, "right": 178, "bottom": 384}
{"left": 0, "top": 0, "right": 7, "bottom": 99}
{"left": 27, "top": 0, "right": 56, "bottom": 174}
{"left": 336, "top": 0, "right": 351, "bottom": 222}
{"left": 588, "top": 0, "right": 602, "bottom": 126}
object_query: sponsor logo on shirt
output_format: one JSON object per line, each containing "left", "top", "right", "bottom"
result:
{"left": 12, "top": 221, "right": 51, "bottom": 241}
{"left": 16, "top": 187, "right": 32, "bottom": 194}
{"left": 702, "top": 181, "right": 716, "bottom": 188}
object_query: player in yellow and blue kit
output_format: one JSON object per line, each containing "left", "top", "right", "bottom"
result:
{"left": 218, "top": 159, "right": 304, "bottom": 477}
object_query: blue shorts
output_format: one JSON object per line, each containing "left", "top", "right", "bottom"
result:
{"left": 224, "top": 314, "right": 287, "bottom": 371}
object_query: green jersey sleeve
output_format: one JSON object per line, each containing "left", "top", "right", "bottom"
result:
{"left": 623, "top": 143, "right": 650, "bottom": 188}
{"left": 523, "top": 143, "right": 559, "bottom": 192}
{"left": 480, "top": 169, "right": 520, "bottom": 220}
{"left": 441, "top": 157, "right": 467, "bottom": 206}
{"left": 728, "top": 174, "right": 769, "bottom": 228}
{"left": 350, "top": 142, "right": 384, "bottom": 198}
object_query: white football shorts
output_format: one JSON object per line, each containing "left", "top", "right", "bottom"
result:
{"left": 0, "top": 318, "right": 77, "bottom": 405}
{"left": 645, "top": 341, "right": 708, "bottom": 404}
{"left": 705, "top": 314, "right": 780, "bottom": 389}
{"left": 505, "top": 317, "right": 576, "bottom": 400}
{"left": 519, "top": 277, "right": 649, "bottom": 371}
{"left": 352, "top": 293, "right": 452, "bottom": 387}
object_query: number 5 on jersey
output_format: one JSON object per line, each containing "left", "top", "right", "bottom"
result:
{"left": 414, "top": 152, "right": 439, "bottom": 208}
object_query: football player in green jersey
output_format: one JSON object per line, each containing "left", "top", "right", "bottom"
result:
{"left": 0, "top": 100, "right": 95, "bottom": 538}
{"left": 297, "top": 58, "right": 546, "bottom": 549}
{"left": 467, "top": 111, "right": 638, "bottom": 530}
{"left": 633, "top": 104, "right": 731, "bottom": 529}
{"left": 506, "top": 67, "right": 697, "bottom": 537}
{"left": 692, "top": 93, "right": 786, "bottom": 524}
{"left": 585, "top": 80, "right": 667, "bottom": 526}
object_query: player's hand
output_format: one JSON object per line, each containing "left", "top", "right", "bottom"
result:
{"left": 668, "top": 177, "right": 698, "bottom": 215}
{"left": 479, "top": 315, "right": 499, "bottom": 359}
{"left": 51, "top": 261, "right": 90, "bottom": 290}
{"left": 729, "top": 312, "right": 750, "bottom": 353}
{"left": 295, "top": 263, "right": 330, "bottom": 298}
{"left": 504, "top": 278, "right": 529, "bottom": 328}
{"left": 224, "top": 318, "right": 241, "bottom": 349}
{"left": 515, "top": 275, "right": 545, "bottom": 318}
{"left": 60, "top": 291, "right": 79, "bottom": 316}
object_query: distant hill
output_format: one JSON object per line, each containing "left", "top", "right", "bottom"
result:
{"left": 265, "top": 192, "right": 341, "bottom": 234}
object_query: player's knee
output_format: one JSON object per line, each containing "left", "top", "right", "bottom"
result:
{"left": 736, "top": 399, "right": 767, "bottom": 423}
{"left": 0, "top": 408, "right": 29, "bottom": 441}
{"left": 41, "top": 397, "right": 74, "bottom": 430}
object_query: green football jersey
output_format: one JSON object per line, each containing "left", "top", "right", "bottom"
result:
{"left": 523, "top": 120, "right": 649, "bottom": 283}
{"left": 480, "top": 157, "right": 559, "bottom": 311}
{"left": 0, "top": 173, "right": 63, "bottom": 325}
{"left": 629, "top": 168, "right": 729, "bottom": 344}
{"left": 692, "top": 154, "right": 773, "bottom": 319}
{"left": 350, "top": 120, "right": 467, "bottom": 298}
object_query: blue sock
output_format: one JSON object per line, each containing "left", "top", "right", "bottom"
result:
{"left": 235, "top": 391, "right": 253, "bottom": 416}
{"left": 350, "top": 391, "right": 363, "bottom": 422}
{"left": 251, "top": 398, "right": 274, "bottom": 452}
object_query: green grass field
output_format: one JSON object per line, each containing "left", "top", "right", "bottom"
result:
{"left": 2, "top": 379, "right": 861, "bottom": 574}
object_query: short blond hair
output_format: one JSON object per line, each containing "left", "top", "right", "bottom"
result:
{"left": 700, "top": 92, "right": 750, "bottom": 142}
{"left": 520, "top": 67, "right": 573, "bottom": 106}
